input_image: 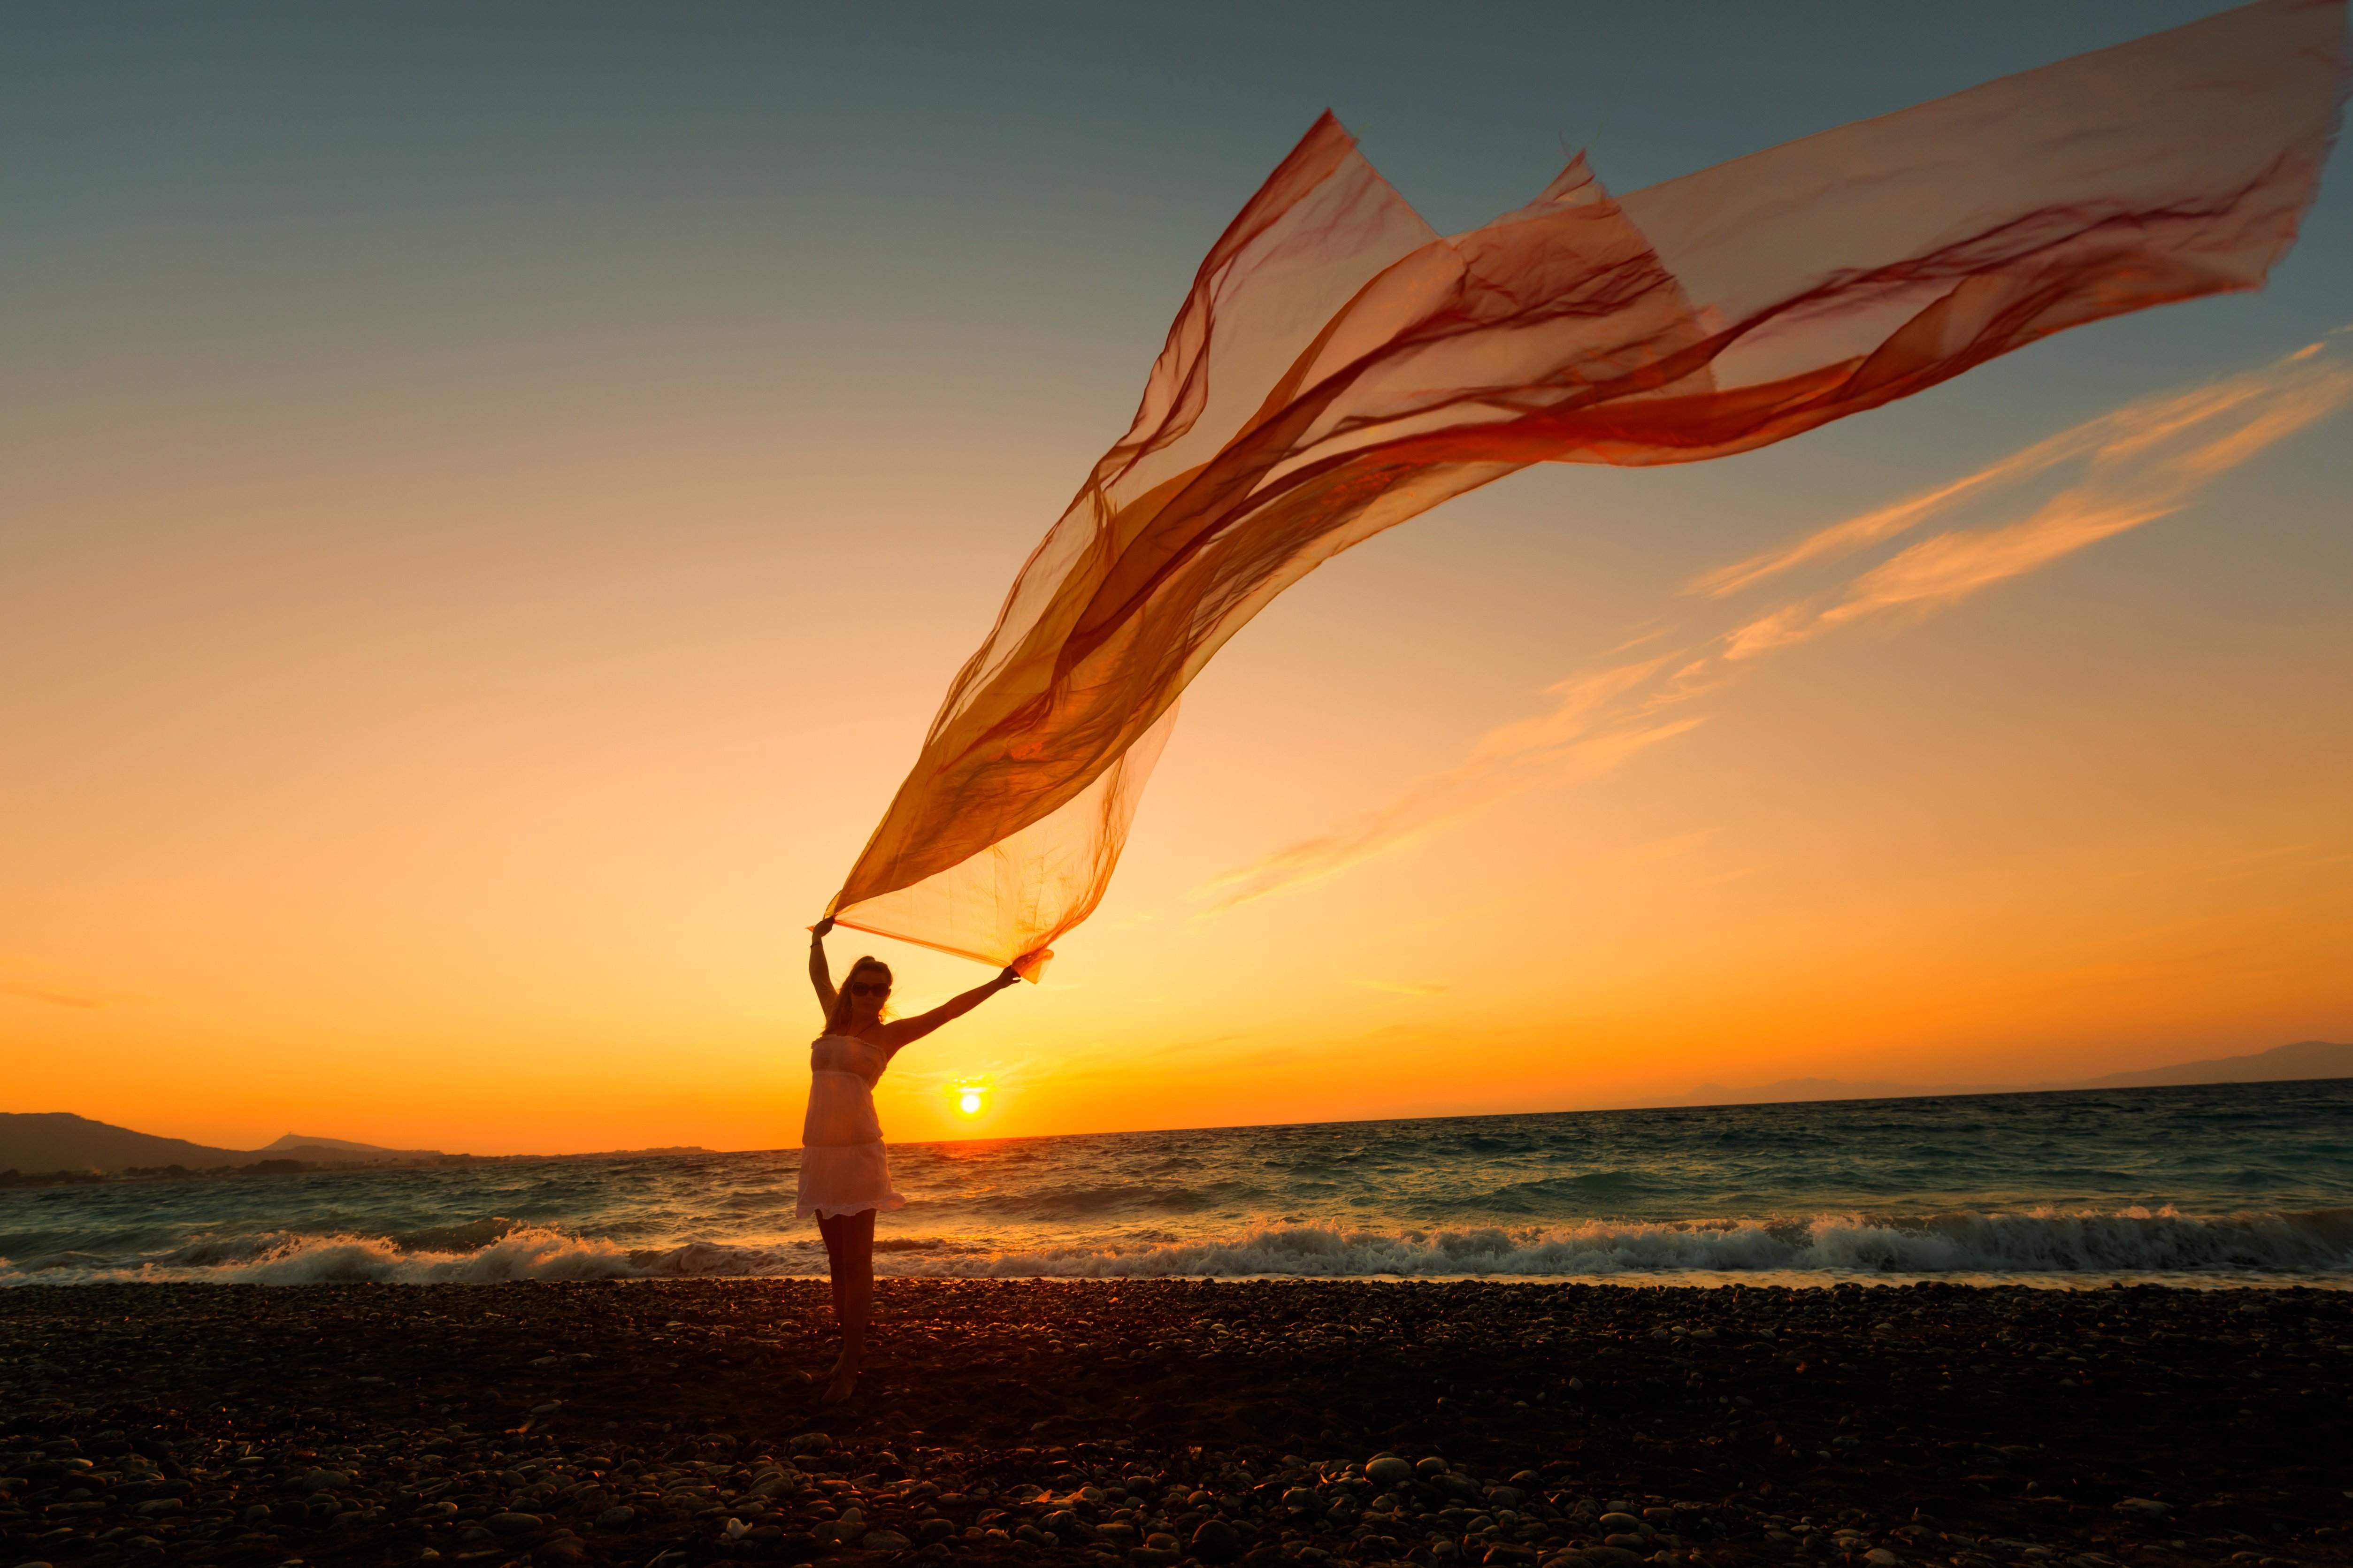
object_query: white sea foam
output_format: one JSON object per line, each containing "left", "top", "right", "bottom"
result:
{"left": 6, "top": 1206, "right": 2348, "bottom": 1285}
{"left": 884, "top": 1207, "right": 2353, "bottom": 1279}
{"left": 0, "top": 1227, "right": 644, "bottom": 1285}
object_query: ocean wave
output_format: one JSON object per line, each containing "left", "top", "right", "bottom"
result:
{"left": 943, "top": 1181, "right": 1263, "bottom": 1219}
{"left": 4, "top": 1206, "right": 2350, "bottom": 1285}
{"left": 0, "top": 1227, "right": 646, "bottom": 1285}
{"left": 889, "top": 1207, "right": 2353, "bottom": 1279}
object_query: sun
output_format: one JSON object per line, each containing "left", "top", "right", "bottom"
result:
{"left": 947, "top": 1078, "right": 992, "bottom": 1118}
{"left": 958, "top": 1090, "right": 983, "bottom": 1116}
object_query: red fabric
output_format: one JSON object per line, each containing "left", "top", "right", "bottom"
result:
{"left": 830, "top": 0, "right": 2346, "bottom": 975}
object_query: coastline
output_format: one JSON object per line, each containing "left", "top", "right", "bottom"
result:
{"left": 3, "top": 1278, "right": 2345, "bottom": 1568}
{"left": 11, "top": 1084, "right": 2350, "bottom": 1287}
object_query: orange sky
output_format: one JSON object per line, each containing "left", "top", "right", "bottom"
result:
{"left": 4, "top": 3, "right": 2349, "bottom": 1155}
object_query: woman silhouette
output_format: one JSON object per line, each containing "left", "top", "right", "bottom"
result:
{"left": 802, "top": 918, "right": 1020, "bottom": 1401}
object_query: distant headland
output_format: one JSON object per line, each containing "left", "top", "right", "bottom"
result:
{"left": 1620, "top": 1037, "right": 2351, "bottom": 1109}
{"left": 0, "top": 1113, "right": 710, "bottom": 1186}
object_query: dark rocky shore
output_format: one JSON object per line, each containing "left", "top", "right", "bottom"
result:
{"left": 2, "top": 1280, "right": 2344, "bottom": 1568}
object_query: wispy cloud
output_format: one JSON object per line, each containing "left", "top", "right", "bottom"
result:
{"left": 0, "top": 980, "right": 103, "bottom": 1009}
{"left": 1196, "top": 689, "right": 1703, "bottom": 911}
{"left": 1348, "top": 978, "right": 1453, "bottom": 996}
{"left": 1725, "top": 341, "right": 2353, "bottom": 657}
{"left": 1197, "top": 337, "right": 2352, "bottom": 911}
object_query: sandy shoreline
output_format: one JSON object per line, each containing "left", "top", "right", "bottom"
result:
{"left": 2, "top": 1278, "right": 2345, "bottom": 1568}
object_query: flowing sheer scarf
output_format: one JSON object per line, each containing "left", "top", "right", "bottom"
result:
{"left": 828, "top": 0, "right": 2346, "bottom": 976}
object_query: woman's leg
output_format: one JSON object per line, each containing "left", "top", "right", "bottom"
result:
{"left": 816, "top": 1212, "right": 848, "bottom": 1323}
{"left": 822, "top": 1209, "right": 875, "bottom": 1402}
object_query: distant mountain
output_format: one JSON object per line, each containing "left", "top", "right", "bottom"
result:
{"left": 263, "top": 1132, "right": 382, "bottom": 1153}
{"left": 261, "top": 1132, "right": 444, "bottom": 1159}
{"left": 0, "top": 1113, "right": 455, "bottom": 1174}
{"left": 1645, "top": 1040, "right": 2351, "bottom": 1109}
{"left": 2062, "top": 1039, "right": 2353, "bottom": 1089}
{"left": 0, "top": 1113, "right": 246, "bottom": 1173}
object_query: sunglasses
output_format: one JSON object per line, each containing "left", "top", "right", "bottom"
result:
{"left": 848, "top": 980, "right": 889, "bottom": 998}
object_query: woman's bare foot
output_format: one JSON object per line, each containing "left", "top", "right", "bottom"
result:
{"left": 820, "top": 1368, "right": 858, "bottom": 1403}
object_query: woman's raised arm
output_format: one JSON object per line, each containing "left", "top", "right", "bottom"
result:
{"left": 879, "top": 967, "right": 1023, "bottom": 1049}
{"left": 808, "top": 918, "right": 839, "bottom": 1020}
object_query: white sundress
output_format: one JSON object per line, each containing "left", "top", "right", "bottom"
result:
{"left": 795, "top": 1032, "right": 906, "bottom": 1220}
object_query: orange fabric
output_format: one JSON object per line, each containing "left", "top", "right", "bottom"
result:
{"left": 830, "top": 0, "right": 2345, "bottom": 976}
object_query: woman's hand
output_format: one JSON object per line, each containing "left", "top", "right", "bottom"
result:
{"left": 809, "top": 920, "right": 838, "bottom": 1017}
{"left": 996, "top": 966, "right": 1022, "bottom": 987}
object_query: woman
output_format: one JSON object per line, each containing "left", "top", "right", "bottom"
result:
{"left": 801, "top": 917, "right": 1021, "bottom": 1402}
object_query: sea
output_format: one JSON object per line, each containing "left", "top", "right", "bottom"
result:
{"left": 3, "top": 1080, "right": 2348, "bottom": 1290}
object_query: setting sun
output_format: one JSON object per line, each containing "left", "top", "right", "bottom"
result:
{"left": 947, "top": 1080, "right": 991, "bottom": 1118}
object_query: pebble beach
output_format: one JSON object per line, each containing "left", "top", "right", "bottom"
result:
{"left": 2, "top": 1278, "right": 2345, "bottom": 1568}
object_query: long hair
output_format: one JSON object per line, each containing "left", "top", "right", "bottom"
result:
{"left": 825, "top": 956, "right": 893, "bottom": 1037}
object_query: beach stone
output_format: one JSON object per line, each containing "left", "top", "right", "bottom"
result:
{"left": 1598, "top": 1514, "right": 1644, "bottom": 1534}
{"left": 300, "top": 1468, "right": 349, "bottom": 1494}
{"left": 1570, "top": 1550, "right": 1643, "bottom": 1568}
{"left": 919, "top": 1519, "right": 958, "bottom": 1542}
{"left": 1602, "top": 1534, "right": 1647, "bottom": 1552}
{"left": 1132, "top": 1551, "right": 1182, "bottom": 1568}
{"left": 2114, "top": 1500, "right": 2170, "bottom": 1520}
{"left": 862, "top": 1530, "right": 913, "bottom": 1550}
{"left": 490, "top": 1511, "right": 544, "bottom": 1535}
{"left": 596, "top": 1505, "right": 636, "bottom": 1530}
{"left": 1367, "top": 1457, "right": 1417, "bottom": 1489}
{"left": 1192, "top": 1518, "right": 1243, "bottom": 1562}
{"left": 460, "top": 1526, "right": 496, "bottom": 1544}
{"left": 1865, "top": 1552, "right": 1901, "bottom": 1567}
{"left": 133, "top": 1498, "right": 181, "bottom": 1517}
